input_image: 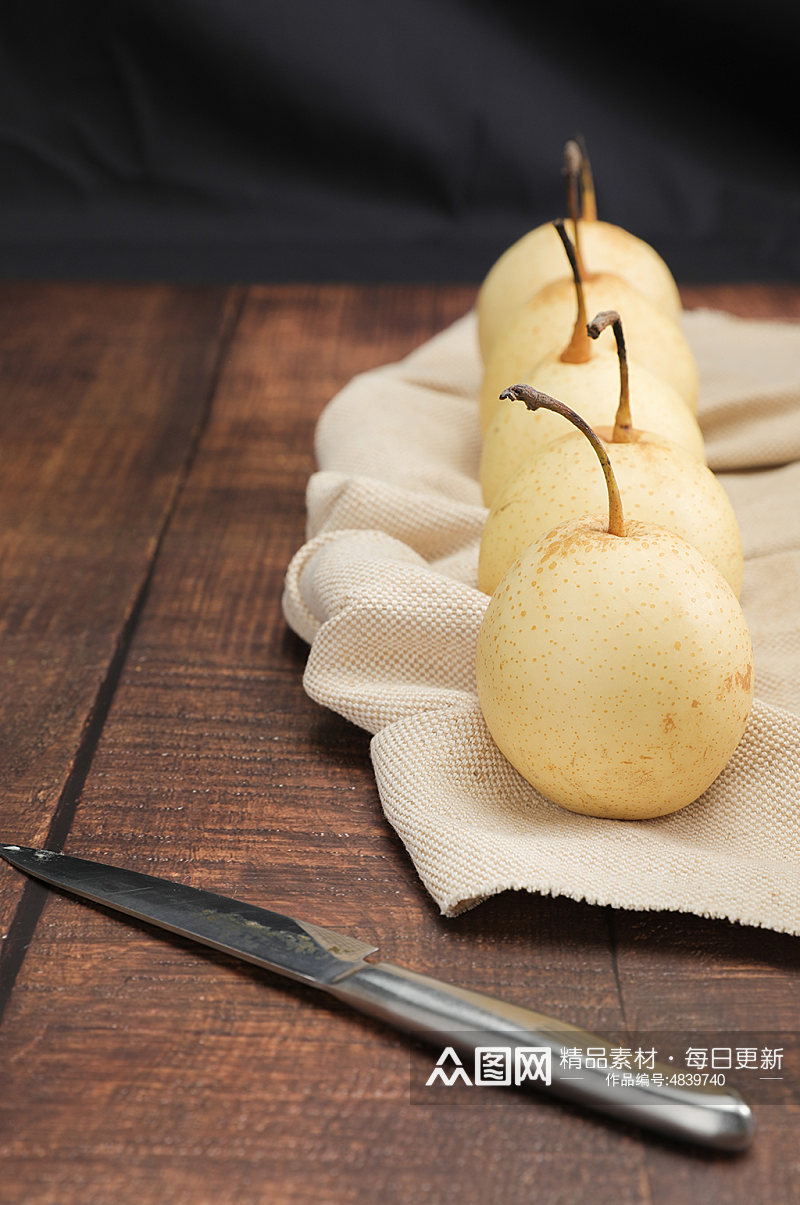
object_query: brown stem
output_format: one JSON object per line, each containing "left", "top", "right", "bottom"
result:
{"left": 500, "top": 383, "right": 625, "bottom": 538}
{"left": 575, "top": 133, "right": 598, "bottom": 222}
{"left": 561, "top": 140, "right": 587, "bottom": 279}
{"left": 553, "top": 219, "right": 591, "bottom": 364}
{"left": 587, "top": 309, "right": 634, "bottom": 443}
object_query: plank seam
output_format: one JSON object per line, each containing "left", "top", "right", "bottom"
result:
{"left": 0, "top": 285, "right": 248, "bottom": 1021}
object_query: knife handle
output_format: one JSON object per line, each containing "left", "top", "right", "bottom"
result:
{"left": 326, "top": 960, "right": 754, "bottom": 1152}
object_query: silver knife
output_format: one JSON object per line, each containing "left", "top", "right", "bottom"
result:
{"left": 0, "top": 843, "right": 754, "bottom": 1152}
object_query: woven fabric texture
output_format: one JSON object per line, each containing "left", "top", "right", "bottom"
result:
{"left": 283, "top": 308, "right": 800, "bottom": 927}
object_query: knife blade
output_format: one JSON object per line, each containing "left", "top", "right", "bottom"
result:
{"left": 0, "top": 843, "right": 754, "bottom": 1152}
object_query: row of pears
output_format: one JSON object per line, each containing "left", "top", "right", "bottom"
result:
{"left": 472, "top": 140, "right": 753, "bottom": 821}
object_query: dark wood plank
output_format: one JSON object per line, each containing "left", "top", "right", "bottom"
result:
{"left": 680, "top": 281, "right": 800, "bottom": 319}
{"left": 0, "top": 282, "right": 241, "bottom": 945}
{"left": 608, "top": 910, "right": 800, "bottom": 1205}
{"left": 0, "top": 284, "right": 643, "bottom": 1205}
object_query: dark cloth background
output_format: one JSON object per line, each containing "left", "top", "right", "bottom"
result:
{"left": 2, "top": 1, "right": 799, "bottom": 285}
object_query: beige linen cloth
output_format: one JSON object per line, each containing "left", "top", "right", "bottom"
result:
{"left": 282, "top": 308, "right": 800, "bottom": 931}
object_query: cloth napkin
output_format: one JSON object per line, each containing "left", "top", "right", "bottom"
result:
{"left": 282, "top": 307, "right": 800, "bottom": 931}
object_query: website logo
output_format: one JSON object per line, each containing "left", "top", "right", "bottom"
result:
{"left": 425, "top": 1046, "right": 552, "bottom": 1088}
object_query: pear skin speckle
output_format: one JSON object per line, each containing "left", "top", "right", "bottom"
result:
{"left": 478, "top": 431, "right": 743, "bottom": 597}
{"left": 475, "top": 518, "right": 754, "bottom": 820}
{"left": 479, "top": 354, "right": 704, "bottom": 507}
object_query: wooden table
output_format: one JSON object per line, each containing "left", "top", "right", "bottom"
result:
{"left": 1, "top": 280, "right": 799, "bottom": 1205}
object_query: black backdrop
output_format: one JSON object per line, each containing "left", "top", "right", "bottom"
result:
{"left": 2, "top": 1, "right": 800, "bottom": 285}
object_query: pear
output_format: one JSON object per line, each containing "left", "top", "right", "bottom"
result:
{"left": 480, "top": 357, "right": 705, "bottom": 505}
{"left": 479, "top": 261, "right": 705, "bottom": 505}
{"left": 478, "top": 221, "right": 699, "bottom": 433}
{"left": 478, "top": 358, "right": 743, "bottom": 596}
{"left": 475, "top": 388, "right": 754, "bottom": 821}
{"left": 476, "top": 139, "right": 683, "bottom": 360}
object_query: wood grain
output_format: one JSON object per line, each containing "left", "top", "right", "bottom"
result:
{"left": 0, "top": 283, "right": 798, "bottom": 1205}
{"left": 0, "top": 283, "right": 240, "bottom": 948}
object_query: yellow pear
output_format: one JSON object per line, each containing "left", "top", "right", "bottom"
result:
{"left": 479, "top": 298, "right": 704, "bottom": 506}
{"left": 475, "top": 388, "right": 754, "bottom": 821}
{"left": 476, "top": 140, "right": 683, "bottom": 360}
{"left": 478, "top": 411, "right": 742, "bottom": 599}
{"left": 479, "top": 267, "right": 698, "bottom": 433}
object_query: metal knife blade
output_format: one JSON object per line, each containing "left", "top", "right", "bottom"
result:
{"left": 0, "top": 843, "right": 756, "bottom": 1153}
{"left": 0, "top": 844, "right": 377, "bottom": 985}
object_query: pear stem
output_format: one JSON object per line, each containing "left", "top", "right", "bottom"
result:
{"left": 500, "top": 383, "right": 626, "bottom": 538}
{"left": 553, "top": 218, "right": 591, "bottom": 364}
{"left": 561, "top": 140, "right": 588, "bottom": 280}
{"left": 575, "top": 133, "right": 598, "bottom": 221}
{"left": 587, "top": 309, "right": 634, "bottom": 443}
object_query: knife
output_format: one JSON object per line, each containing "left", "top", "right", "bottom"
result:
{"left": 0, "top": 843, "right": 754, "bottom": 1152}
